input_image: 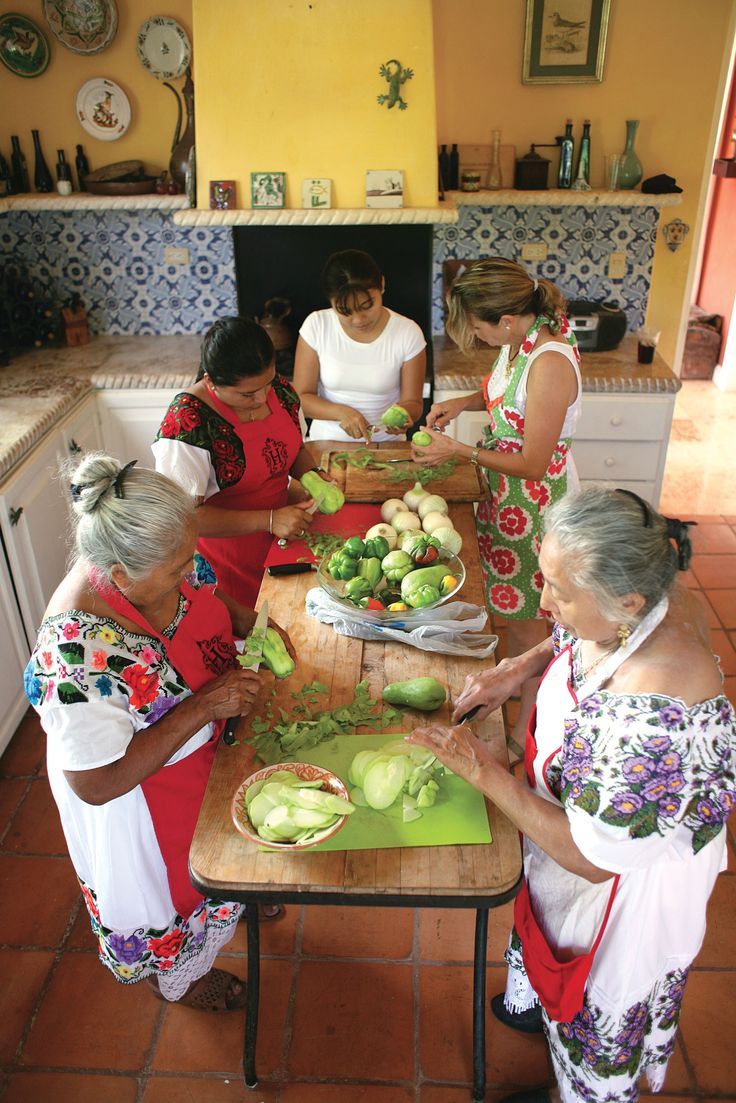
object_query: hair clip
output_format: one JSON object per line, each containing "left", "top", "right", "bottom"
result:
{"left": 665, "top": 516, "right": 696, "bottom": 571}
{"left": 113, "top": 460, "right": 138, "bottom": 500}
{"left": 615, "top": 487, "right": 652, "bottom": 527}
{"left": 70, "top": 483, "right": 83, "bottom": 502}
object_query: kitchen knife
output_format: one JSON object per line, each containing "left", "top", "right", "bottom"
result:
{"left": 459, "top": 704, "right": 481, "bottom": 723}
{"left": 276, "top": 492, "right": 326, "bottom": 547}
{"left": 222, "top": 601, "right": 269, "bottom": 745}
{"left": 268, "top": 562, "right": 317, "bottom": 576}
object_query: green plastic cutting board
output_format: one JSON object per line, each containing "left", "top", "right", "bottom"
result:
{"left": 294, "top": 733, "right": 492, "bottom": 852}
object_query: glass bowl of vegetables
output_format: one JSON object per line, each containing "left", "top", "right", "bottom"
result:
{"left": 231, "top": 762, "right": 355, "bottom": 850}
{"left": 316, "top": 544, "right": 466, "bottom": 623}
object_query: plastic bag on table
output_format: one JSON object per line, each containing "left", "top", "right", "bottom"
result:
{"left": 305, "top": 587, "right": 498, "bottom": 658}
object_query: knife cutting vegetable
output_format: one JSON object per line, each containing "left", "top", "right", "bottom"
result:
{"left": 222, "top": 602, "right": 269, "bottom": 745}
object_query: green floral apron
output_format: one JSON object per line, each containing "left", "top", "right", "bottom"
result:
{"left": 475, "top": 314, "right": 580, "bottom": 621}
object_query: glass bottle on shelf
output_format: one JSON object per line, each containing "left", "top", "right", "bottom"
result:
{"left": 10, "top": 136, "right": 29, "bottom": 193}
{"left": 488, "top": 129, "right": 502, "bottom": 189}
{"left": 31, "top": 130, "right": 53, "bottom": 192}
{"left": 449, "top": 143, "right": 459, "bottom": 190}
{"left": 618, "top": 119, "right": 643, "bottom": 189}
{"left": 576, "top": 120, "right": 591, "bottom": 184}
{"left": 438, "top": 144, "right": 451, "bottom": 191}
{"left": 557, "top": 120, "right": 574, "bottom": 188}
{"left": 0, "top": 153, "right": 10, "bottom": 197}
{"left": 75, "top": 144, "right": 90, "bottom": 191}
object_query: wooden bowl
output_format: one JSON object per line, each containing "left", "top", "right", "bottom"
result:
{"left": 86, "top": 178, "right": 158, "bottom": 196}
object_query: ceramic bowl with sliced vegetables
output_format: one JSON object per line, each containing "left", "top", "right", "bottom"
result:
{"left": 316, "top": 548, "right": 466, "bottom": 622}
{"left": 231, "top": 762, "right": 355, "bottom": 850}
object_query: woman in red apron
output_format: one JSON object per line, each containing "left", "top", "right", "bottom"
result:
{"left": 26, "top": 456, "right": 285, "bottom": 1010}
{"left": 409, "top": 488, "right": 734, "bottom": 1103}
{"left": 153, "top": 316, "right": 335, "bottom": 606}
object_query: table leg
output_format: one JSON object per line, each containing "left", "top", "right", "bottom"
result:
{"left": 244, "top": 902, "right": 261, "bottom": 1088}
{"left": 472, "top": 907, "right": 489, "bottom": 1103}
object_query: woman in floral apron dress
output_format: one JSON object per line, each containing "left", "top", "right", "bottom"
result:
{"left": 25, "top": 456, "right": 293, "bottom": 1009}
{"left": 409, "top": 488, "right": 736, "bottom": 1103}
{"left": 153, "top": 316, "right": 336, "bottom": 607}
{"left": 413, "top": 259, "right": 581, "bottom": 741}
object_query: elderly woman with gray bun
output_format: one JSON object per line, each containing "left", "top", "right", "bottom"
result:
{"left": 24, "top": 454, "right": 293, "bottom": 1011}
{"left": 409, "top": 487, "right": 736, "bottom": 1103}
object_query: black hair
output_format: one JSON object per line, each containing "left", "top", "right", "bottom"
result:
{"left": 196, "top": 316, "right": 275, "bottom": 384}
{"left": 321, "top": 249, "right": 384, "bottom": 315}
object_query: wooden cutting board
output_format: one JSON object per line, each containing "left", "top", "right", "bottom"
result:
{"left": 320, "top": 448, "right": 488, "bottom": 503}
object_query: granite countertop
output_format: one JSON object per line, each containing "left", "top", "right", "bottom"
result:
{"left": 0, "top": 332, "right": 680, "bottom": 483}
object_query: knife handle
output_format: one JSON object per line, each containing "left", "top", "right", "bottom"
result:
{"left": 268, "top": 563, "right": 315, "bottom": 575}
{"left": 459, "top": 704, "right": 481, "bottom": 723}
{"left": 222, "top": 716, "right": 239, "bottom": 744}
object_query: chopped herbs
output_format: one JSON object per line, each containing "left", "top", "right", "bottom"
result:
{"left": 250, "top": 679, "right": 405, "bottom": 764}
{"left": 331, "top": 450, "right": 457, "bottom": 486}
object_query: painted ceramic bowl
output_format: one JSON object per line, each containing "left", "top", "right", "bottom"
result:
{"left": 231, "top": 761, "right": 350, "bottom": 851}
{"left": 317, "top": 549, "right": 466, "bottom": 623}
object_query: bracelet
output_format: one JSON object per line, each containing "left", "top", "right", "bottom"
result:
{"left": 470, "top": 446, "right": 481, "bottom": 466}
{"left": 268, "top": 509, "right": 273, "bottom": 534}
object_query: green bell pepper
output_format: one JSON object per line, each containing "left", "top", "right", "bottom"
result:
{"left": 381, "top": 549, "right": 415, "bottom": 582}
{"left": 405, "top": 583, "right": 440, "bottom": 608}
{"left": 328, "top": 551, "right": 358, "bottom": 580}
{"left": 342, "top": 536, "right": 366, "bottom": 559}
{"left": 363, "top": 535, "right": 390, "bottom": 560}
{"left": 344, "top": 576, "right": 374, "bottom": 603}
{"left": 357, "top": 556, "right": 382, "bottom": 588}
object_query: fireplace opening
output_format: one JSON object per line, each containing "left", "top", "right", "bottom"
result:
{"left": 233, "top": 225, "right": 435, "bottom": 416}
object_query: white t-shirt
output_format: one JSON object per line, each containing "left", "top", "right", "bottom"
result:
{"left": 299, "top": 307, "right": 426, "bottom": 442}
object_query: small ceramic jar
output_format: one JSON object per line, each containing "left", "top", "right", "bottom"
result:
{"left": 461, "top": 172, "right": 481, "bottom": 192}
{"left": 56, "top": 179, "right": 73, "bottom": 196}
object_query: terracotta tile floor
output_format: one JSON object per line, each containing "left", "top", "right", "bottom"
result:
{"left": 1, "top": 381, "right": 735, "bottom": 1101}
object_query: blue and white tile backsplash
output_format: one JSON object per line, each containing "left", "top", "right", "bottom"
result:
{"left": 1, "top": 209, "right": 237, "bottom": 336}
{"left": 432, "top": 203, "right": 658, "bottom": 333}
{"left": 1, "top": 202, "right": 658, "bottom": 336}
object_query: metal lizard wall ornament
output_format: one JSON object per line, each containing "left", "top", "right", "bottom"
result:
{"left": 377, "top": 59, "right": 413, "bottom": 110}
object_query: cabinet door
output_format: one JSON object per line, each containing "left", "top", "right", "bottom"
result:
{"left": 0, "top": 545, "right": 32, "bottom": 754}
{"left": 96, "top": 390, "right": 180, "bottom": 466}
{"left": 57, "top": 394, "right": 103, "bottom": 463}
{"left": 0, "top": 433, "right": 70, "bottom": 645}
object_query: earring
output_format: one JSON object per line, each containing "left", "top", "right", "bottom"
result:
{"left": 617, "top": 624, "right": 631, "bottom": 648}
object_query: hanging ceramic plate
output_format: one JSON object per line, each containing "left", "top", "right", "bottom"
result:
{"left": 43, "top": 0, "right": 117, "bottom": 56}
{"left": 76, "top": 78, "right": 131, "bottom": 141}
{"left": 136, "top": 16, "right": 191, "bottom": 81}
{"left": 0, "top": 13, "right": 51, "bottom": 78}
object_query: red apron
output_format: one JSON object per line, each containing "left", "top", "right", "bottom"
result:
{"left": 514, "top": 645, "right": 619, "bottom": 1022}
{"left": 89, "top": 570, "right": 237, "bottom": 918}
{"left": 197, "top": 383, "right": 303, "bottom": 606}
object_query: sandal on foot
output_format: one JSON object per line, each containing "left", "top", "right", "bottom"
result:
{"left": 258, "top": 903, "right": 285, "bottom": 921}
{"left": 149, "top": 968, "right": 247, "bottom": 1012}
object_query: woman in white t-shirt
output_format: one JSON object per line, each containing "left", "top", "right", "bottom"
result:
{"left": 293, "top": 249, "right": 427, "bottom": 442}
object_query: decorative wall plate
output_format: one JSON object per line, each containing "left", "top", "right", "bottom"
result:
{"left": 136, "top": 16, "right": 191, "bottom": 81}
{"left": 76, "top": 78, "right": 130, "bottom": 141}
{"left": 0, "top": 13, "right": 51, "bottom": 78}
{"left": 43, "top": 0, "right": 117, "bottom": 56}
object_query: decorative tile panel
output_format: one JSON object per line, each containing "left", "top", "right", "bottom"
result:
{"left": 431, "top": 204, "right": 660, "bottom": 333}
{"left": 1, "top": 209, "right": 236, "bottom": 336}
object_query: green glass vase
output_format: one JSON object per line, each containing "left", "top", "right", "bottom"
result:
{"left": 618, "top": 119, "right": 643, "bottom": 189}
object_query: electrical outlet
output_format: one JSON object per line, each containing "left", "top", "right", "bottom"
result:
{"left": 608, "top": 251, "right": 626, "bottom": 279}
{"left": 164, "top": 246, "right": 190, "bottom": 266}
{"left": 521, "top": 242, "right": 547, "bottom": 261}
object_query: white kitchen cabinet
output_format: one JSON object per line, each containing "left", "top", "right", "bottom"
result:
{"left": 0, "top": 541, "right": 33, "bottom": 755}
{"left": 96, "top": 388, "right": 180, "bottom": 466}
{"left": 433, "top": 388, "right": 675, "bottom": 507}
{"left": 0, "top": 397, "right": 103, "bottom": 651}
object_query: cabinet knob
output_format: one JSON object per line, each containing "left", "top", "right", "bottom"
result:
{"left": 604, "top": 457, "right": 616, "bottom": 468}
{"left": 609, "top": 416, "right": 623, "bottom": 427}
{"left": 9, "top": 506, "right": 23, "bottom": 526}
{"left": 68, "top": 438, "right": 82, "bottom": 455}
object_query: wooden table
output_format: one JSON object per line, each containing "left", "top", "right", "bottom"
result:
{"left": 189, "top": 454, "right": 523, "bottom": 1101}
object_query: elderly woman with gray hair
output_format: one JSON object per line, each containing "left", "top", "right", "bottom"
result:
{"left": 24, "top": 454, "right": 293, "bottom": 1011}
{"left": 409, "top": 487, "right": 736, "bottom": 1103}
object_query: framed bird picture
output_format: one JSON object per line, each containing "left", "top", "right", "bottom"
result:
{"left": 522, "top": 0, "right": 611, "bottom": 84}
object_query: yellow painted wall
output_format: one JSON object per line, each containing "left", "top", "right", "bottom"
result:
{"left": 192, "top": 0, "right": 438, "bottom": 209}
{"left": 0, "top": 0, "right": 193, "bottom": 179}
{"left": 433, "top": 0, "right": 736, "bottom": 368}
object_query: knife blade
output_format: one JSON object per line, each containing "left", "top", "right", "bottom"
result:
{"left": 222, "top": 601, "right": 269, "bottom": 744}
{"left": 459, "top": 704, "right": 481, "bottom": 723}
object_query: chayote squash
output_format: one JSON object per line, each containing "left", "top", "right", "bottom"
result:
{"left": 380, "top": 404, "right": 410, "bottom": 429}
{"left": 299, "top": 470, "right": 345, "bottom": 514}
{"left": 241, "top": 626, "right": 296, "bottom": 679}
{"left": 381, "top": 549, "right": 415, "bottom": 582}
{"left": 382, "top": 678, "right": 447, "bottom": 711}
{"left": 412, "top": 430, "right": 432, "bottom": 447}
{"left": 400, "top": 563, "right": 453, "bottom": 603}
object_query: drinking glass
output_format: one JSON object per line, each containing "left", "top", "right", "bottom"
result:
{"left": 636, "top": 327, "right": 661, "bottom": 364}
{"left": 605, "top": 154, "right": 623, "bottom": 191}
